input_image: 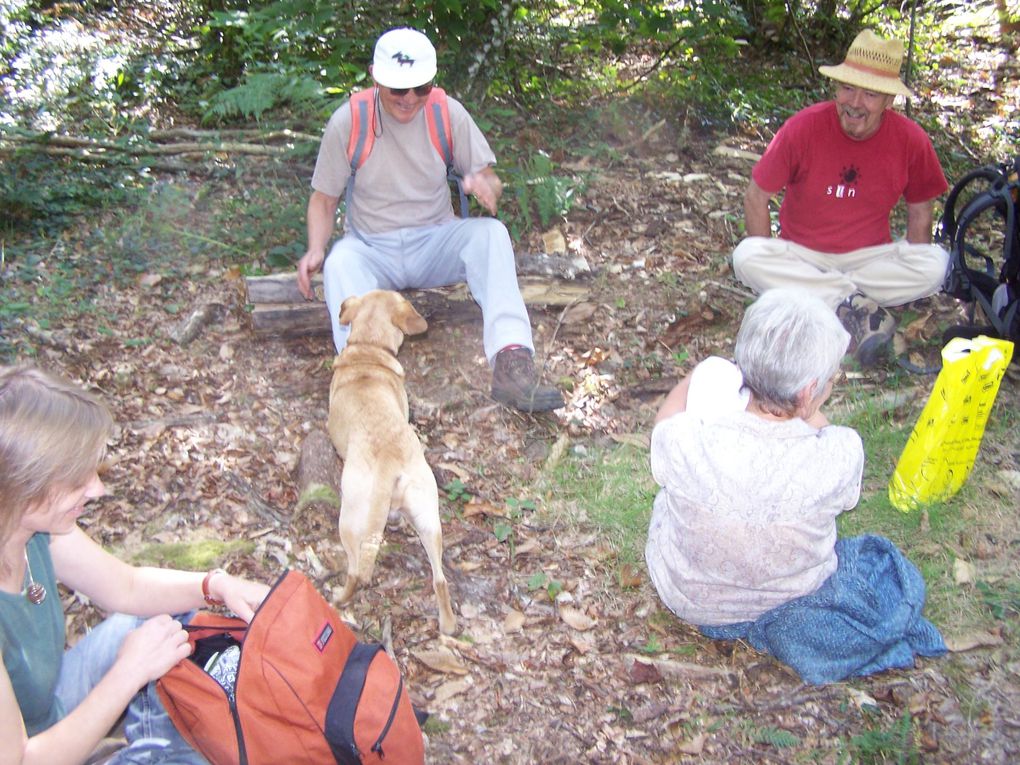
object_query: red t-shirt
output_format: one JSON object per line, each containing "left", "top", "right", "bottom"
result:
{"left": 752, "top": 101, "right": 948, "bottom": 253}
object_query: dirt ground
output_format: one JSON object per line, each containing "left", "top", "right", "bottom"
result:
{"left": 17, "top": 126, "right": 1015, "bottom": 763}
{"left": 7, "top": 10, "right": 1020, "bottom": 761}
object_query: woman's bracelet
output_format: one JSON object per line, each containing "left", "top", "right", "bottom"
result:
{"left": 202, "top": 568, "right": 227, "bottom": 606}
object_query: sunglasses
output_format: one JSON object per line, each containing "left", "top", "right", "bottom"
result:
{"left": 387, "top": 83, "right": 433, "bottom": 97}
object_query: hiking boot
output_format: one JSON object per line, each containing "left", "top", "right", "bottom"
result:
{"left": 491, "top": 347, "right": 564, "bottom": 412}
{"left": 836, "top": 292, "right": 896, "bottom": 368}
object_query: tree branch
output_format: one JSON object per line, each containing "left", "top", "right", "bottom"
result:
{"left": 2, "top": 131, "right": 290, "bottom": 156}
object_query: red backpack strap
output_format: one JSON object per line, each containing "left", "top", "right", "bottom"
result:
{"left": 345, "top": 86, "right": 468, "bottom": 229}
{"left": 424, "top": 87, "right": 468, "bottom": 218}
{"left": 346, "top": 88, "right": 377, "bottom": 171}
{"left": 351, "top": 87, "right": 451, "bottom": 170}
{"left": 344, "top": 88, "right": 378, "bottom": 244}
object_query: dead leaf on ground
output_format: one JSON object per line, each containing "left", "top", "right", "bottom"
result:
{"left": 617, "top": 562, "right": 644, "bottom": 589}
{"left": 623, "top": 654, "right": 736, "bottom": 683}
{"left": 714, "top": 144, "right": 761, "bottom": 162}
{"left": 953, "top": 557, "right": 977, "bottom": 584}
{"left": 847, "top": 687, "right": 880, "bottom": 711}
{"left": 560, "top": 302, "right": 598, "bottom": 324}
{"left": 569, "top": 636, "right": 594, "bottom": 655}
{"left": 631, "top": 702, "right": 669, "bottom": 724}
{"left": 541, "top": 228, "right": 567, "bottom": 254}
{"left": 903, "top": 311, "right": 935, "bottom": 341}
{"left": 945, "top": 630, "right": 1005, "bottom": 652}
{"left": 609, "top": 432, "right": 650, "bottom": 450}
{"left": 628, "top": 658, "right": 663, "bottom": 685}
{"left": 412, "top": 645, "right": 470, "bottom": 675}
{"left": 437, "top": 461, "right": 470, "bottom": 480}
{"left": 502, "top": 609, "right": 526, "bottom": 634}
{"left": 675, "top": 732, "right": 707, "bottom": 755}
{"left": 559, "top": 605, "right": 597, "bottom": 631}
{"left": 513, "top": 537, "right": 541, "bottom": 555}
{"left": 459, "top": 602, "right": 482, "bottom": 620}
{"left": 462, "top": 500, "right": 503, "bottom": 519}
{"left": 582, "top": 347, "right": 611, "bottom": 366}
{"left": 660, "top": 311, "right": 712, "bottom": 347}
{"left": 893, "top": 333, "right": 909, "bottom": 356}
{"left": 434, "top": 677, "right": 472, "bottom": 704}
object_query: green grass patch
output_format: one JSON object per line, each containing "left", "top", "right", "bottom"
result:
{"left": 841, "top": 710, "right": 920, "bottom": 765}
{"left": 421, "top": 716, "right": 452, "bottom": 736}
{"left": 128, "top": 539, "right": 255, "bottom": 570}
{"left": 834, "top": 379, "right": 1019, "bottom": 638}
{"left": 538, "top": 375, "right": 1016, "bottom": 648}
{"left": 541, "top": 443, "right": 655, "bottom": 574}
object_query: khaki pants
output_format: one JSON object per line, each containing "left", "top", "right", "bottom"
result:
{"left": 731, "top": 236, "right": 950, "bottom": 309}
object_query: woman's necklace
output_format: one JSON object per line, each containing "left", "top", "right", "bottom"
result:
{"left": 23, "top": 549, "right": 47, "bottom": 605}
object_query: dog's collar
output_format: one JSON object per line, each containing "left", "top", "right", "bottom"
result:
{"left": 344, "top": 341, "right": 398, "bottom": 359}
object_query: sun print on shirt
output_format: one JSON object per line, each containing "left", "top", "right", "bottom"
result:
{"left": 827, "top": 163, "right": 861, "bottom": 200}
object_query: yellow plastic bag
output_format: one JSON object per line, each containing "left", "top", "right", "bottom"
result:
{"left": 888, "top": 335, "right": 1014, "bottom": 511}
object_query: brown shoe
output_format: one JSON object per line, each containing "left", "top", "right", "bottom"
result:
{"left": 491, "top": 348, "right": 564, "bottom": 412}
{"left": 836, "top": 292, "right": 896, "bottom": 368}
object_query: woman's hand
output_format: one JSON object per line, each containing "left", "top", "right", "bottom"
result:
{"left": 115, "top": 615, "right": 192, "bottom": 688}
{"left": 207, "top": 572, "right": 271, "bottom": 623}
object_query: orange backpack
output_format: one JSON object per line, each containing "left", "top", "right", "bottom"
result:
{"left": 156, "top": 570, "right": 425, "bottom": 765}
{"left": 343, "top": 86, "right": 469, "bottom": 241}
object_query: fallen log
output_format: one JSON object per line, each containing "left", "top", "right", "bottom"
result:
{"left": 294, "top": 429, "right": 342, "bottom": 519}
{"left": 244, "top": 252, "right": 593, "bottom": 338}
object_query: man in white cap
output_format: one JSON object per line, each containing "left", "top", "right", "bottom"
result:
{"left": 298, "top": 27, "right": 563, "bottom": 412}
{"left": 731, "top": 30, "right": 949, "bottom": 367}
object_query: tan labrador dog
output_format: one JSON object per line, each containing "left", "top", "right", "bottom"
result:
{"left": 327, "top": 290, "right": 457, "bottom": 635}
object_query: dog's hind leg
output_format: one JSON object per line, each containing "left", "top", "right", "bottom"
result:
{"left": 336, "top": 530, "right": 383, "bottom": 604}
{"left": 424, "top": 532, "right": 457, "bottom": 636}
{"left": 337, "top": 469, "right": 388, "bottom": 604}
{"left": 401, "top": 471, "right": 458, "bottom": 635}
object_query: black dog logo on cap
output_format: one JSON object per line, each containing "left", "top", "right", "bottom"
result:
{"left": 393, "top": 52, "right": 415, "bottom": 67}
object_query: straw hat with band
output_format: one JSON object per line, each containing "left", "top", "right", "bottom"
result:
{"left": 372, "top": 28, "right": 437, "bottom": 89}
{"left": 818, "top": 29, "right": 914, "bottom": 99}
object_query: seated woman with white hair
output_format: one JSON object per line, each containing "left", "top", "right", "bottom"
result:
{"left": 645, "top": 287, "right": 945, "bottom": 683}
{"left": 647, "top": 287, "right": 862, "bottom": 626}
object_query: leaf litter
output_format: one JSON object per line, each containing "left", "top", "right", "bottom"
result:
{"left": 7, "top": 31, "right": 1020, "bottom": 765}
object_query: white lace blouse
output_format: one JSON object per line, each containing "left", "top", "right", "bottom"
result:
{"left": 645, "top": 358, "right": 864, "bottom": 626}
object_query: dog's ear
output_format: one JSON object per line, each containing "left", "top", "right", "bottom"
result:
{"left": 339, "top": 295, "right": 362, "bottom": 326}
{"left": 395, "top": 297, "right": 428, "bottom": 336}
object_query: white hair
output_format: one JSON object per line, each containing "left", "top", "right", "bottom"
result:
{"left": 734, "top": 288, "right": 850, "bottom": 414}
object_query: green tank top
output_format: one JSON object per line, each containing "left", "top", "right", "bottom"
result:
{"left": 0, "top": 532, "right": 65, "bottom": 735}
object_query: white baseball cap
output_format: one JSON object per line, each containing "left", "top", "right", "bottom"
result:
{"left": 372, "top": 28, "right": 437, "bottom": 89}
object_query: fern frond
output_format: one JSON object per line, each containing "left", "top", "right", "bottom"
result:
{"left": 205, "top": 73, "right": 324, "bottom": 121}
{"left": 753, "top": 727, "right": 801, "bottom": 748}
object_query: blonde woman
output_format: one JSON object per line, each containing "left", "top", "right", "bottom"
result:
{"left": 0, "top": 365, "right": 269, "bottom": 765}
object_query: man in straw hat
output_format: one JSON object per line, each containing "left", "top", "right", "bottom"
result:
{"left": 731, "top": 29, "right": 949, "bottom": 367}
{"left": 297, "top": 27, "right": 563, "bottom": 412}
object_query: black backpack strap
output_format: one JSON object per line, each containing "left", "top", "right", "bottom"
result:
{"left": 938, "top": 164, "right": 1006, "bottom": 245}
{"left": 325, "top": 642, "right": 380, "bottom": 765}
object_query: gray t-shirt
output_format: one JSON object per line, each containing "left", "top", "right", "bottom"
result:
{"left": 311, "top": 92, "right": 497, "bottom": 235}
